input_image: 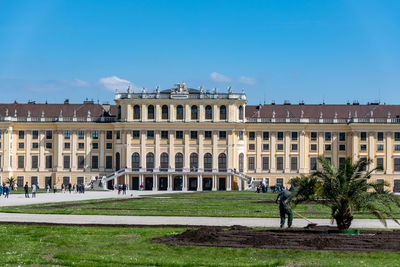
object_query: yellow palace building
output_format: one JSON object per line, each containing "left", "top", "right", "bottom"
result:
{"left": 1, "top": 82, "right": 400, "bottom": 192}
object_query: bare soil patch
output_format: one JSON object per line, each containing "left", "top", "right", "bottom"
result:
{"left": 153, "top": 225, "right": 400, "bottom": 252}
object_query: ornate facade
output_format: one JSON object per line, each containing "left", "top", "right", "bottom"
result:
{"left": 1, "top": 82, "right": 400, "bottom": 192}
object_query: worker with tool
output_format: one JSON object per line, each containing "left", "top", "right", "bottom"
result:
{"left": 275, "top": 188, "right": 293, "bottom": 228}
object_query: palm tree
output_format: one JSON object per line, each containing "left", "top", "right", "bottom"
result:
{"left": 290, "top": 157, "right": 400, "bottom": 230}
{"left": 6, "top": 177, "right": 15, "bottom": 186}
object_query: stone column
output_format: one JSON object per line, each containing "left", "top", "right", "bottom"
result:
{"left": 155, "top": 131, "right": 160, "bottom": 171}
{"left": 227, "top": 175, "right": 232, "bottom": 191}
{"left": 227, "top": 131, "right": 232, "bottom": 171}
{"left": 167, "top": 174, "right": 172, "bottom": 191}
{"left": 155, "top": 104, "right": 160, "bottom": 122}
{"left": 55, "top": 130, "right": 62, "bottom": 171}
{"left": 153, "top": 173, "right": 157, "bottom": 191}
{"left": 169, "top": 104, "right": 174, "bottom": 122}
{"left": 141, "top": 104, "right": 147, "bottom": 122}
{"left": 169, "top": 132, "right": 174, "bottom": 169}
{"left": 212, "top": 131, "right": 217, "bottom": 172}
{"left": 256, "top": 131, "right": 261, "bottom": 173}
{"left": 213, "top": 104, "right": 218, "bottom": 122}
{"left": 140, "top": 131, "right": 146, "bottom": 170}
{"left": 197, "top": 174, "right": 202, "bottom": 191}
{"left": 198, "top": 131, "right": 204, "bottom": 171}
{"left": 299, "top": 130, "right": 305, "bottom": 173}
{"left": 368, "top": 132, "right": 374, "bottom": 171}
{"left": 126, "top": 131, "right": 131, "bottom": 169}
{"left": 386, "top": 132, "right": 393, "bottom": 174}
{"left": 3, "top": 127, "right": 11, "bottom": 171}
{"left": 184, "top": 131, "right": 189, "bottom": 171}
{"left": 182, "top": 174, "right": 187, "bottom": 191}
{"left": 85, "top": 131, "right": 91, "bottom": 171}
{"left": 352, "top": 131, "right": 359, "bottom": 162}
{"left": 212, "top": 175, "right": 217, "bottom": 191}
{"left": 71, "top": 130, "right": 77, "bottom": 170}
{"left": 284, "top": 132, "right": 290, "bottom": 173}
{"left": 26, "top": 130, "right": 31, "bottom": 171}
{"left": 332, "top": 132, "right": 338, "bottom": 167}
{"left": 270, "top": 132, "right": 276, "bottom": 172}
{"left": 99, "top": 131, "right": 105, "bottom": 171}
{"left": 39, "top": 130, "right": 45, "bottom": 171}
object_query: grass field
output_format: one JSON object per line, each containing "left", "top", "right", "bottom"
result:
{"left": 0, "top": 224, "right": 399, "bottom": 266}
{"left": 1, "top": 191, "right": 399, "bottom": 220}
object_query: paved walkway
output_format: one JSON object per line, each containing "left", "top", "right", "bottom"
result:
{"left": 0, "top": 190, "right": 168, "bottom": 207}
{"left": 0, "top": 213, "right": 399, "bottom": 229}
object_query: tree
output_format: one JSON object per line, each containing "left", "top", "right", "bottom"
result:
{"left": 290, "top": 157, "right": 400, "bottom": 230}
{"left": 6, "top": 177, "right": 15, "bottom": 186}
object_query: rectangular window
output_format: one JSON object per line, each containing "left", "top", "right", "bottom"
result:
{"left": 239, "top": 131, "right": 243, "bottom": 140}
{"left": 46, "top": 130, "right": 52, "bottom": 139}
{"left": 63, "top": 155, "right": 70, "bottom": 169}
{"left": 377, "top": 157, "right": 384, "bottom": 169}
{"left": 46, "top": 142, "right": 52, "bottom": 149}
{"left": 106, "top": 156, "right": 112, "bottom": 169}
{"left": 190, "top": 131, "right": 198, "bottom": 140}
{"left": 78, "top": 155, "right": 84, "bottom": 169}
{"left": 116, "top": 130, "right": 120, "bottom": 140}
{"left": 147, "top": 130, "right": 154, "bottom": 139}
{"left": 394, "top": 158, "right": 400, "bottom": 171}
{"left": 175, "top": 131, "right": 183, "bottom": 140}
{"left": 262, "top": 157, "right": 269, "bottom": 170}
{"left": 249, "top": 144, "right": 255, "bottom": 150}
{"left": 92, "top": 142, "right": 98, "bottom": 149}
{"left": 326, "top": 157, "right": 331, "bottom": 163}
{"left": 277, "top": 132, "right": 284, "bottom": 141}
{"left": 276, "top": 157, "right": 283, "bottom": 170}
{"left": 17, "top": 176, "right": 24, "bottom": 187}
{"left": 64, "top": 142, "right": 70, "bottom": 149}
{"left": 106, "top": 143, "right": 112, "bottom": 149}
{"left": 92, "top": 130, "right": 98, "bottom": 139}
{"left": 64, "top": 130, "right": 70, "bottom": 139}
{"left": 248, "top": 157, "right": 255, "bottom": 170}
{"left": 310, "top": 144, "right": 317, "bottom": 151}
{"left": 78, "top": 142, "right": 84, "bottom": 149}
{"left": 291, "top": 132, "right": 298, "bottom": 141}
{"left": 205, "top": 131, "right": 212, "bottom": 140}
{"left": 339, "top": 132, "right": 346, "bottom": 141}
{"left": 249, "top": 132, "right": 255, "bottom": 140}
{"left": 263, "top": 132, "right": 269, "bottom": 140}
{"left": 291, "top": 144, "right": 298, "bottom": 151}
{"left": 360, "top": 132, "right": 367, "bottom": 141}
{"left": 161, "top": 131, "right": 168, "bottom": 140}
{"left": 277, "top": 144, "right": 283, "bottom": 151}
{"left": 18, "top": 142, "right": 24, "bottom": 149}
{"left": 339, "top": 144, "right": 346, "bottom": 151}
{"left": 219, "top": 131, "right": 226, "bottom": 140}
{"left": 92, "top": 155, "right": 99, "bottom": 169}
{"left": 325, "top": 144, "right": 331, "bottom": 151}
{"left": 339, "top": 157, "right": 345, "bottom": 165}
{"left": 263, "top": 143, "right": 269, "bottom": 151}
{"left": 325, "top": 132, "right": 331, "bottom": 141}
{"left": 311, "top": 132, "right": 317, "bottom": 141}
{"left": 32, "top": 130, "right": 38, "bottom": 139}
{"left": 395, "top": 132, "right": 400, "bottom": 141}
{"left": 19, "top": 131, "right": 24, "bottom": 139}
{"left": 394, "top": 145, "right": 400, "bottom": 151}
{"left": 377, "top": 144, "right": 384, "bottom": 151}
{"left": 31, "top": 155, "right": 38, "bottom": 169}
{"left": 18, "top": 155, "right": 24, "bottom": 168}
{"left": 310, "top": 157, "right": 317, "bottom": 170}
{"left": 132, "top": 130, "right": 140, "bottom": 139}
{"left": 45, "top": 155, "right": 52, "bottom": 169}
{"left": 106, "top": 131, "right": 113, "bottom": 140}
{"left": 78, "top": 130, "right": 85, "bottom": 140}
{"left": 377, "top": 132, "right": 384, "bottom": 141}
{"left": 360, "top": 144, "right": 367, "bottom": 151}
{"left": 290, "top": 157, "right": 298, "bottom": 171}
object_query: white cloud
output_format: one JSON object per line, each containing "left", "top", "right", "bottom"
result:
{"left": 238, "top": 76, "right": 256, "bottom": 85}
{"left": 70, "top": 79, "right": 90, "bottom": 87}
{"left": 99, "top": 76, "right": 132, "bottom": 91}
{"left": 209, "top": 72, "right": 231, "bottom": 83}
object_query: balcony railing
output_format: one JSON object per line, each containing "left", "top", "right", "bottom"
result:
{"left": 245, "top": 117, "right": 400, "bottom": 124}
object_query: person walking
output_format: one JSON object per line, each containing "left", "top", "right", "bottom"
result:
{"left": 4, "top": 185, "right": 9, "bottom": 198}
{"left": 140, "top": 183, "right": 144, "bottom": 191}
{"left": 0, "top": 184, "right": 3, "bottom": 196}
{"left": 31, "top": 184, "right": 37, "bottom": 198}
{"left": 53, "top": 184, "right": 57, "bottom": 193}
{"left": 24, "top": 182, "right": 30, "bottom": 198}
{"left": 275, "top": 188, "right": 293, "bottom": 228}
{"left": 46, "top": 184, "right": 50, "bottom": 193}
{"left": 122, "top": 184, "right": 127, "bottom": 195}
{"left": 68, "top": 183, "right": 72, "bottom": 194}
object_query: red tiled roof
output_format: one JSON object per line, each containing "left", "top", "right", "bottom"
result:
{"left": 245, "top": 104, "right": 400, "bottom": 119}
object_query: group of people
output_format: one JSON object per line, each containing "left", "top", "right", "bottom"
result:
{"left": 256, "top": 183, "right": 295, "bottom": 194}
{"left": 0, "top": 184, "right": 10, "bottom": 198}
{"left": 24, "top": 182, "right": 39, "bottom": 198}
{"left": 116, "top": 184, "right": 128, "bottom": 195}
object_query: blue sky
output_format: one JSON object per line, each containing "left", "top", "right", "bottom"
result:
{"left": 0, "top": 0, "right": 399, "bottom": 105}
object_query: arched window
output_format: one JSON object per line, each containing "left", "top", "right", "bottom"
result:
{"left": 160, "top": 152, "right": 169, "bottom": 171}
{"left": 133, "top": 105, "right": 141, "bottom": 120}
{"left": 205, "top": 105, "right": 212, "bottom": 120}
{"left": 146, "top": 152, "right": 154, "bottom": 171}
{"left": 191, "top": 105, "right": 198, "bottom": 120}
{"left": 115, "top": 152, "right": 120, "bottom": 171}
{"left": 132, "top": 152, "right": 140, "bottom": 171}
{"left": 190, "top": 153, "right": 198, "bottom": 172}
{"left": 162, "top": 105, "right": 169, "bottom": 120}
{"left": 117, "top": 105, "right": 121, "bottom": 120}
{"left": 238, "top": 106, "right": 243, "bottom": 120}
{"left": 147, "top": 105, "right": 154, "bottom": 120}
{"left": 239, "top": 153, "right": 244, "bottom": 172}
{"left": 220, "top": 105, "right": 226, "bottom": 120}
{"left": 175, "top": 152, "right": 184, "bottom": 171}
{"left": 204, "top": 153, "right": 212, "bottom": 172}
{"left": 176, "top": 105, "right": 184, "bottom": 120}
{"left": 218, "top": 153, "right": 227, "bottom": 172}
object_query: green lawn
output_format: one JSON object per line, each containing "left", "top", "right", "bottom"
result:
{"left": 1, "top": 191, "right": 399, "bottom": 220}
{"left": 0, "top": 224, "right": 399, "bottom": 266}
